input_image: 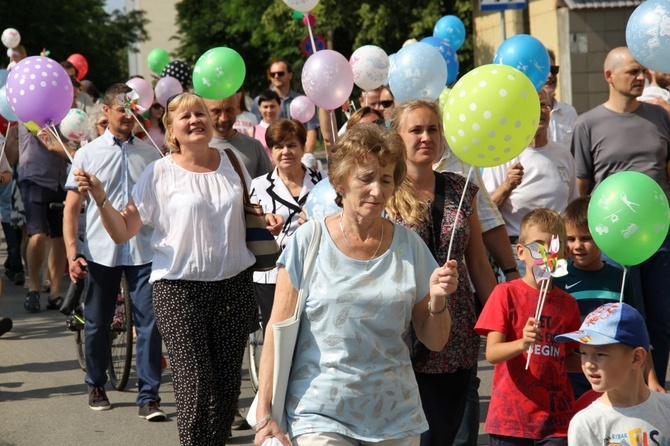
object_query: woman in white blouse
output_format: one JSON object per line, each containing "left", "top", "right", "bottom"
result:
{"left": 250, "top": 119, "right": 325, "bottom": 326}
{"left": 73, "top": 93, "right": 282, "bottom": 445}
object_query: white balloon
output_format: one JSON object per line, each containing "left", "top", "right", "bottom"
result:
{"left": 59, "top": 109, "right": 89, "bottom": 142}
{"left": 1, "top": 28, "right": 21, "bottom": 49}
{"left": 283, "top": 0, "right": 319, "bottom": 12}
{"left": 349, "top": 45, "right": 390, "bottom": 92}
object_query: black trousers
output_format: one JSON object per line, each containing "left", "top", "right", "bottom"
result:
{"left": 153, "top": 270, "right": 256, "bottom": 446}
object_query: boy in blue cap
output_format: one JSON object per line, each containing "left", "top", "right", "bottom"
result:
{"left": 556, "top": 303, "right": 670, "bottom": 443}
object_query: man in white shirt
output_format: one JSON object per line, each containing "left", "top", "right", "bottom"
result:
{"left": 63, "top": 83, "right": 165, "bottom": 419}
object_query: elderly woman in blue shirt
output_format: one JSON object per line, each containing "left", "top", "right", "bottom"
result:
{"left": 254, "top": 124, "right": 459, "bottom": 446}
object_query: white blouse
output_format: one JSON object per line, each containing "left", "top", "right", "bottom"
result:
{"left": 132, "top": 148, "right": 256, "bottom": 283}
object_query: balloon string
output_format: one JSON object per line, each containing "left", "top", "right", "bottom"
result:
{"left": 46, "top": 125, "right": 78, "bottom": 169}
{"left": 445, "top": 164, "right": 473, "bottom": 263}
{"left": 620, "top": 267, "right": 627, "bottom": 303}
{"left": 329, "top": 110, "right": 337, "bottom": 157}
{"left": 131, "top": 113, "right": 165, "bottom": 158}
{"left": 525, "top": 278, "right": 550, "bottom": 370}
{"left": 306, "top": 19, "right": 317, "bottom": 55}
{"left": 365, "top": 92, "right": 368, "bottom": 107}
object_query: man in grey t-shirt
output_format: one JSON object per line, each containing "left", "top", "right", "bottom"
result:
{"left": 204, "top": 96, "right": 272, "bottom": 179}
{"left": 571, "top": 46, "right": 670, "bottom": 386}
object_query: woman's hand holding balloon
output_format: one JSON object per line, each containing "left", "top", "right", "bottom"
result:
{"left": 73, "top": 169, "right": 105, "bottom": 204}
{"left": 431, "top": 259, "right": 459, "bottom": 298}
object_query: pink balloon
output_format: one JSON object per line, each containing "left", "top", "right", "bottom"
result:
{"left": 126, "top": 77, "right": 154, "bottom": 112}
{"left": 301, "top": 50, "right": 354, "bottom": 111}
{"left": 289, "top": 95, "right": 315, "bottom": 123}
{"left": 6, "top": 56, "right": 74, "bottom": 128}
{"left": 154, "top": 76, "right": 183, "bottom": 107}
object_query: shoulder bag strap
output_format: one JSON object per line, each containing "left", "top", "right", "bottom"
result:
{"left": 293, "top": 220, "right": 322, "bottom": 319}
{"left": 428, "top": 171, "right": 446, "bottom": 256}
{"left": 224, "top": 148, "right": 251, "bottom": 206}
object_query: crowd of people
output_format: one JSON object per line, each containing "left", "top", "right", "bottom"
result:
{"left": 0, "top": 42, "right": 669, "bottom": 446}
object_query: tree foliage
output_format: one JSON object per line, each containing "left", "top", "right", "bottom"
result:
{"left": 0, "top": 0, "right": 148, "bottom": 91}
{"left": 174, "top": 0, "right": 472, "bottom": 96}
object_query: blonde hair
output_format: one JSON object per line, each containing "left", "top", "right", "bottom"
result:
{"left": 328, "top": 124, "right": 406, "bottom": 208}
{"left": 519, "top": 208, "right": 567, "bottom": 248}
{"left": 163, "top": 93, "right": 212, "bottom": 154}
{"left": 385, "top": 99, "right": 447, "bottom": 225}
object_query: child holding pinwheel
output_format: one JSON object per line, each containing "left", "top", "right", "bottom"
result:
{"left": 474, "top": 208, "right": 582, "bottom": 446}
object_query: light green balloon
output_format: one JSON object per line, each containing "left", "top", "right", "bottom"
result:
{"left": 148, "top": 48, "right": 170, "bottom": 74}
{"left": 192, "top": 47, "right": 246, "bottom": 100}
{"left": 588, "top": 172, "right": 669, "bottom": 267}
{"left": 444, "top": 64, "right": 539, "bottom": 168}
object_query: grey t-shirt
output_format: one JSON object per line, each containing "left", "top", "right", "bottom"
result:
{"left": 571, "top": 102, "right": 670, "bottom": 200}
{"left": 209, "top": 131, "right": 273, "bottom": 179}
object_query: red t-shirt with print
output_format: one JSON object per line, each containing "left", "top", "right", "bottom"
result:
{"left": 475, "top": 279, "right": 581, "bottom": 439}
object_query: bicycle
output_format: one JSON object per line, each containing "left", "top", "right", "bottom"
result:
{"left": 65, "top": 271, "right": 134, "bottom": 391}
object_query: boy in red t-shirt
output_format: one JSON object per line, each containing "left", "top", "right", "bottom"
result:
{"left": 475, "top": 208, "right": 582, "bottom": 446}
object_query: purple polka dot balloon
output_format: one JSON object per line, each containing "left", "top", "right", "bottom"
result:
{"left": 6, "top": 56, "right": 74, "bottom": 128}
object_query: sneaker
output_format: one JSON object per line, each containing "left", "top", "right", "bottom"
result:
{"left": 88, "top": 385, "right": 111, "bottom": 411}
{"left": 24, "top": 291, "right": 40, "bottom": 313}
{"left": 13, "top": 271, "right": 25, "bottom": 286}
{"left": 231, "top": 409, "right": 251, "bottom": 430}
{"left": 0, "top": 317, "right": 12, "bottom": 337}
{"left": 46, "top": 295, "right": 64, "bottom": 310}
{"left": 138, "top": 400, "right": 166, "bottom": 421}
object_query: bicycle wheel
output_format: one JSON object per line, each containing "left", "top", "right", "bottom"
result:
{"left": 74, "top": 329, "right": 86, "bottom": 371}
{"left": 246, "top": 325, "right": 264, "bottom": 393}
{"left": 108, "top": 274, "right": 133, "bottom": 391}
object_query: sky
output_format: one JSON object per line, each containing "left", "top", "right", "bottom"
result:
{"left": 105, "top": 0, "right": 125, "bottom": 13}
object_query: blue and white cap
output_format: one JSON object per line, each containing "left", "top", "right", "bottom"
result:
{"left": 555, "top": 303, "right": 649, "bottom": 350}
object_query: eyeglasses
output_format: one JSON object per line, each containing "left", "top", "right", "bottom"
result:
{"left": 270, "top": 71, "right": 285, "bottom": 78}
{"left": 151, "top": 103, "right": 164, "bottom": 110}
{"left": 550, "top": 65, "right": 560, "bottom": 76}
{"left": 379, "top": 100, "right": 395, "bottom": 108}
{"left": 96, "top": 120, "right": 109, "bottom": 128}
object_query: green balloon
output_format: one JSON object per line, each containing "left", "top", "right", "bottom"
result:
{"left": 444, "top": 64, "right": 540, "bottom": 168}
{"left": 148, "top": 48, "right": 170, "bottom": 74}
{"left": 192, "top": 47, "right": 246, "bottom": 100}
{"left": 588, "top": 171, "right": 670, "bottom": 267}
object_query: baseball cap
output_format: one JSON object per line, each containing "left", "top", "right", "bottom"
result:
{"left": 555, "top": 303, "right": 649, "bottom": 350}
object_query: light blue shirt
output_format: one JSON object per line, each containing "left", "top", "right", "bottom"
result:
{"left": 65, "top": 130, "right": 160, "bottom": 267}
{"left": 280, "top": 219, "right": 436, "bottom": 441}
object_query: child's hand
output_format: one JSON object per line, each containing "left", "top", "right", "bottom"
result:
{"left": 521, "top": 317, "right": 541, "bottom": 350}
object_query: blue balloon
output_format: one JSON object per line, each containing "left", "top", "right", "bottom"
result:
{"left": 388, "top": 43, "right": 447, "bottom": 103}
{"left": 0, "top": 86, "right": 18, "bottom": 122}
{"left": 421, "top": 37, "right": 460, "bottom": 86}
{"left": 626, "top": 0, "right": 670, "bottom": 73}
{"left": 305, "top": 179, "right": 340, "bottom": 220}
{"left": 433, "top": 15, "right": 466, "bottom": 51}
{"left": 0, "top": 70, "right": 8, "bottom": 88}
{"left": 493, "top": 34, "right": 550, "bottom": 92}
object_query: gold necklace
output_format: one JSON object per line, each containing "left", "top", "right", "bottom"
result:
{"left": 339, "top": 212, "right": 384, "bottom": 271}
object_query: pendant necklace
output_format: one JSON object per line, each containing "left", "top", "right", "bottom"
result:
{"left": 339, "top": 212, "right": 384, "bottom": 271}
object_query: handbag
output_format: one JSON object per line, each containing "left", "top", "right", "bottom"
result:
{"left": 247, "top": 219, "right": 322, "bottom": 432}
{"left": 225, "top": 148, "right": 281, "bottom": 272}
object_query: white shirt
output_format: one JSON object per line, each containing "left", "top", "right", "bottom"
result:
{"left": 548, "top": 100, "right": 578, "bottom": 146}
{"left": 482, "top": 140, "right": 578, "bottom": 236}
{"left": 638, "top": 85, "right": 670, "bottom": 104}
{"left": 132, "top": 148, "right": 255, "bottom": 283}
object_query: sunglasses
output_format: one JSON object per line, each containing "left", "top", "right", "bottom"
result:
{"left": 270, "top": 71, "right": 285, "bottom": 78}
{"left": 151, "top": 103, "right": 164, "bottom": 110}
{"left": 380, "top": 100, "right": 395, "bottom": 108}
{"left": 166, "top": 92, "right": 201, "bottom": 107}
{"left": 550, "top": 65, "right": 560, "bottom": 76}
